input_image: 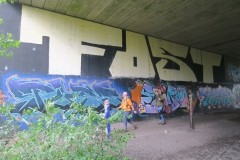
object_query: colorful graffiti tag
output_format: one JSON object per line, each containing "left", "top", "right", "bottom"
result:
{"left": 130, "top": 80, "right": 237, "bottom": 114}
{"left": 130, "top": 80, "right": 189, "bottom": 114}
{"left": 1, "top": 74, "right": 124, "bottom": 130}
{"left": 0, "top": 90, "right": 9, "bottom": 105}
{"left": 198, "top": 85, "right": 234, "bottom": 109}
{"left": 228, "top": 63, "right": 240, "bottom": 82}
{"left": 232, "top": 84, "right": 240, "bottom": 108}
{"left": 0, "top": 75, "right": 238, "bottom": 130}
{"left": 6, "top": 75, "right": 121, "bottom": 112}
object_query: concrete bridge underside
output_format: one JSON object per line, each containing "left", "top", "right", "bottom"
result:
{"left": 17, "top": 0, "right": 240, "bottom": 59}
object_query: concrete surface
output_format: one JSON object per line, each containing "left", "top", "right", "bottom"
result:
{"left": 16, "top": 0, "right": 240, "bottom": 58}
{"left": 112, "top": 109, "right": 240, "bottom": 159}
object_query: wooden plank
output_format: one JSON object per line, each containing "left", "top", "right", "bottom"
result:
{"left": 66, "top": 0, "right": 87, "bottom": 16}
{"left": 85, "top": 0, "right": 114, "bottom": 21}
{"left": 55, "top": 0, "right": 72, "bottom": 13}
{"left": 150, "top": 0, "right": 239, "bottom": 38}
{"left": 44, "top": 0, "right": 59, "bottom": 11}
{"left": 126, "top": 0, "right": 183, "bottom": 30}
{"left": 113, "top": 0, "right": 155, "bottom": 27}
{"left": 134, "top": 0, "right": 209, "bottom": 33}
{"left": 19, "top": 0, "right": 31, "bottom": 5}
{"left": 75, "top": 0, "right": 100, "bottom": 18}
{"left": 94, "top": 0, "right": 128, "bottom": 23}
{"left": 103, "top": 0, "right": 141, "bottom": 25}
{"left": 32, "top": 0, "right": 45, "bottom": 8}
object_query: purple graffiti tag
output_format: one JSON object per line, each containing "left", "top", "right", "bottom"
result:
{"left": 69, "top": 80, "right": 121, "bottom": 107}
{"left": 140, "top": 83, "right": 157, "bottom": 113}
{"left": 166, "top": 85, "right": 189, "bottom": 111}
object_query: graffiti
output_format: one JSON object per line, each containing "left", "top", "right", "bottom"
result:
{"left": 131, "top": 80, "right": 190, "bottom": 113}
{"left": 1, "top": 75, "right": 239, "bottom": 131}
{"left": 232, "top": 85, "right": 240, "bottom": 108}
{"left": 130, "top": 79, "right": 237, "bottom": 113}
{"left": 5, "top": 105, "right": 121, "bottom": 130}
{"left": 3, "top": 74, "right": 238, "bottom": 117}
{"left": 147, "top": 36, "right": 199, "bottom": 82}
{"left": 81, "top": 30, "right": 126, "bottom": 77}
{"left": 140, "top": 81, "right": 157, "bottom": 113}
{"left": 1, "top": 4, "right": 240, "bottom": 133}
{"left": 198, "top": 85, "right": 233, "bottom": 109}
{"left": 6, "top": 75, "right": 121, "bottom": 113}
{"left": 0, "top": 91, "right": 4, "bottom": 105}
{"left": 166, "top": 85, "right": 189, "bottom": 111}
{"left": 228, "top": 63, "right": 240, "bottom": 82}
{"left": 1, "top": 109, "right": 74, "bottom": 130}
{"left": 147, "top": 36, "right": 223, "bottom": 83}
{"left": 138, "top": 104, "right": 146, "bottom": 114}
{"left": 132, "top": 80, "right": 145, "bottom": 87}
{"left": 0, "top": 90, "right": 8, "bottom": 105}
{"left": 0, "top": 3, "right": 230, "bottom": 83}
{"left": 158, "top": 47, "right": 201, "bottom": 82}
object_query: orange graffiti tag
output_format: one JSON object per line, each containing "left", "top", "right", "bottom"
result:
{"left": 131, "top": 85, "right": 143, "bottom": 105}
{"left": 0, "top": 90, "right": 5, "bottom": 105}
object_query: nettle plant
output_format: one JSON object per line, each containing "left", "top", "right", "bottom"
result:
{"left": 0, "top": 101, "right": 135, "bottom": 159}
{"left": 0, "top": 0, "right": 21, "bottom": 58}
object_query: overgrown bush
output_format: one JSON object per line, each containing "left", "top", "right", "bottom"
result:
{"left": 0, "top": 101, "right": 135, "bottom": 159}
{"left": 0, "top": 0, "right": 21, "bottom": 58}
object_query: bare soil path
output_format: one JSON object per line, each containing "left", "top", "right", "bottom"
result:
{"left": 112, "top": 110, "right": 240, "bottom": 160}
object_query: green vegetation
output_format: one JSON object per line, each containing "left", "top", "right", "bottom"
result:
{"left": 0, "top": 1, "right": 134, "bottom": 158}
{"left": 0, "top": 0, "right": 14, "bottom": 3}
{"left": 0, "top": 101, "right": 135, "bottom": 159}
{"left": 0, "top": 0, "right": 20, "bottom": 58}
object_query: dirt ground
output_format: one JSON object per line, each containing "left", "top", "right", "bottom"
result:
{"left": 112, "top": 109, "right": 240, "bottom": 160}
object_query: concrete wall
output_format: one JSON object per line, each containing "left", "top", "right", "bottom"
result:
{"left": 0, "top": 4, "right": 240, "bottom": 129}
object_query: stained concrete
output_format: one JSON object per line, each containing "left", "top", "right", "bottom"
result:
{"left": 16, "top": 0, "right": 240, "bottom": 59}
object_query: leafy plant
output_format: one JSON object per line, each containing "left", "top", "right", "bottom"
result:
{"left": 0, "top": 0, "right": 20, "bottom": 58}
{"left": 0, "top": 101, "right": 135, "bottom": 159}
{"left": 0, "top": 0, "right": 15, "bottom": 3}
